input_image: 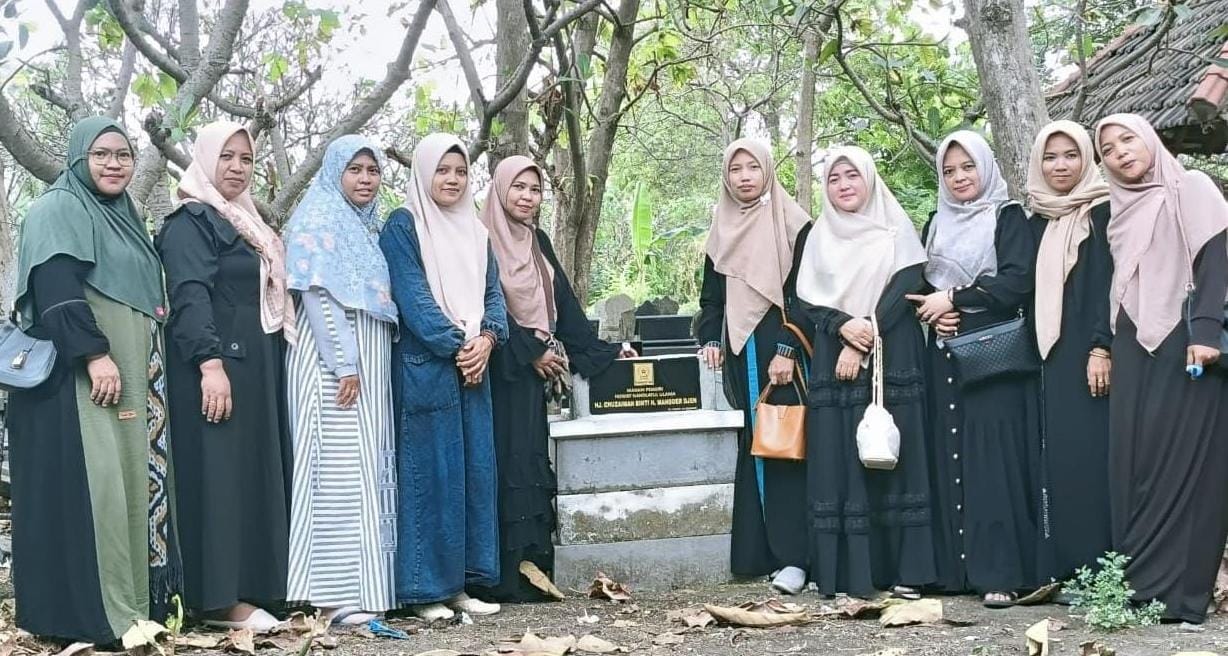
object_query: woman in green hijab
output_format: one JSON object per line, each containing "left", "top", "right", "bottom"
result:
{"left": 9, "top": 117, "right": 178, "bottom": 645}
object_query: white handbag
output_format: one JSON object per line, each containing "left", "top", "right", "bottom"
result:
{"left": 856, "top": 316, "right": 900, "bottom": 470}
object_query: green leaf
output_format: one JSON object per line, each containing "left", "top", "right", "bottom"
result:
{"left": 1213, "top": 23, "right": 1228, "bottom": 39}
{"left": 1135, "top": 7, "right": 1162, "bottom": 26}
{"left": 630, "top": 181, "right": 653, "bottom": 259}
{"left": 17, "top": 22, "right": 26, "bottom": 48}
{"left": 2, "top": 1, "right": 14, "bottom": 19}
{"left": 0, "top": 40, "right": 11, "bottom": 60}
{"left": 577, "top": 52, "right": 593, "bottom": 80}
{"left": 818, "top": 39, "right": 839, "bottom": 64}
{"left": 132, "top": 72, "right": 160, "bottom": 107}
{"left": 926, "top": 106, "right": 942, "bottom": 134}
{"left": 262, "top": 52, "right": 290, "bottom": 83}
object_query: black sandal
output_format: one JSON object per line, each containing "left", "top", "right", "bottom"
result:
{"left": 891, "top": 585, "right": 922, "bottom": 600}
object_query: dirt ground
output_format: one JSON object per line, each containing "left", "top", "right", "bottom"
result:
{"left": 5, "top": 571, "right": 1225, "bottom": 656}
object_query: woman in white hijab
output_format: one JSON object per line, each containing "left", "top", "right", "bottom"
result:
{"left": 794, "top": 146, "right": 934, "bottom": 600}
{"left": 378, "top": 134, "right": 508, "bottom": 621}
{"left": 695, "top": 138, "right": 812, "bottom": 594}
{"left": 907, "top": 130, "right": 1041, "bottom": 608}
{"left": 1024, "top": 121, "right": 1113, "bottom": 589}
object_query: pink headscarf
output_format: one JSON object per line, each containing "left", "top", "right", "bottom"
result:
{"left": 405, "top": 134, "right": 490, "bottom": 339}
{"left": 705, "top": 139, "right": 811, "bottom": 355}
{"left": 480, "top": 156, "right": 556, "bottom": 340}
{"left": 177, "top": 121, "right": 296, "bottom": 343}
{"left": 1095, "top": 113, "right": 1228, "bottom": 352}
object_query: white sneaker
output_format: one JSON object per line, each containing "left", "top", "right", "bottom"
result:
{"left": 446, "top": 592, "right": 501, "bottom": 616}
{"left": 770, "top": 566, "right": 807, "bottom": 595}
{"left": 411, "top": 602, "right": 455, "bottom": 621}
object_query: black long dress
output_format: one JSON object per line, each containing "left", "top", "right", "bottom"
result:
{"left": 1028, "top": 202, "right": 1113, "bottom": 583}
{"left": 799, "top": 263, "right": 936, "bottom": 597}
{"left": 1110, "top": 231, "right": 1228, "bottom": 624}
{"left": 157, "top": 202, "right": 293, "bottom": 613}
{"left": 696, "top": 223, "right": 811, "bottom": 578}
{"left": 923, "top": 203, "right": 1043, "bottom": 595}
{"left": 473, "top": 230, "right": 620, "bottom": 602}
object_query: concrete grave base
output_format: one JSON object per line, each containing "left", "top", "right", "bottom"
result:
{"left": 553, "top": 533, "right": 732, "bottom": 592}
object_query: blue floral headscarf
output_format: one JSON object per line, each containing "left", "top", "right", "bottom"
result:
{"left": 283, "top": 135, "right": 397, "bottom": 324}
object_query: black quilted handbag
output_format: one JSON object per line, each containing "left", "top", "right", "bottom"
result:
{"left": 941, "top": 314, "right": 1040, "bottom": 388}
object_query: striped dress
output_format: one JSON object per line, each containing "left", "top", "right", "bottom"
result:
{"left": 286, "top": 292, "right": 397, "bottom": 610}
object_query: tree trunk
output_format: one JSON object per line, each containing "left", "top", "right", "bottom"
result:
{"left": 794, "top": 29, "right": 819, "bottom": 214}
{"left": 489, "top": 0, "right": 532, "bottom": 169}
{"left": 566, "top": 0, "right": 639, "bottom": 307}
{"left": 960, "top": 0, "right": 1049, "bottom": 196}
{"left": 0, "top": 157, "right": 17, "bottom": 313}
{"left": 550, "top": 14, "right": 599, "bottom": 292}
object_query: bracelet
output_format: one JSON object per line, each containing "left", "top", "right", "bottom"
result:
{"left": 776, "top": 343, "right": 796, "bottom": 359}
{"left": 947, "top": 288, "right": 955, "bottom": 304}
{"left": 1089, "top": 349, "right": 1110, "bottom": 359}
{"left": 481, "top": 330, "right": 497, "bottom": 347}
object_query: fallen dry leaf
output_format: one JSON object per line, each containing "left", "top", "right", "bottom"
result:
{"left": 587, "top": 573, "right": 632, "bottom": 602}
{"left": 650, "top": 633, "right": 684, "bottom": 646}
{"left": 575, "top": 635, "right": 621, "bottom": 654}
{"left": 1025, "top": 618, "right": 1050, "bottom": 656}
{"left": 576, "top": 610, "right": 600, "bottom": 625}
{"left": 51, "top": 643, "right": 92, "bottom": 656}
{"left": 704, "top": 599, "right": 809, "bottom": 628}
{"left": 498, "top": 632, "right": 576, "bottom": 656}
{"left": 277, "top": 610, "right": 329, "bottom": 636}
{"left": 316, "top": 634, "right": 339, "bottom": 650}
{"left": 1079, "top": 641, "right": 1116, "bottom": 656}
{"left": 256, "top": 634, "right": 303, "bottom": 651}
{"left": 666, "top": 607, "right": 715, "bottom": 629}
{"left": 521, "top": 561, "right": 566, "bottom": 600}
{"left": 224, "top": 628, "right": 257, "bottom": 655}
{"left": 880, "top": 599, "right": 942, "bottom": 627}
{"left": 176, "top": 633, "right": 223, "bottom": 649}
{"left": 120, "top": 620, "right": 168, "bottom": 652}
{"left": 1018, "top": 582, "right": 1062, "bottom": 606}
{"left": 813, "top": 597, "right": 890, "bottom": 619}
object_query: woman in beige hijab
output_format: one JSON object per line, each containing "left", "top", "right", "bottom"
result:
{"left": 794, "top": 146, "right": 934, "bottom": 600}
{"left": 1096, "top": 113, "right": 1228, "bottom": 624}
{"left": 378, "top": 134, "right": 507, "bottom": 621}
{"left": 1024, "top": 121, "right": 1113, "bottom": 590}
{"left": 157, "top": 121, "right": 294, "bottom": 632}
{"left": 696, "top": 138, "right": 811, "bottom": 593}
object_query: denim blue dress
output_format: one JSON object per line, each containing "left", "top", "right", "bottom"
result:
{"left": 379, "top": 208, "right": 508, "bottom": 604}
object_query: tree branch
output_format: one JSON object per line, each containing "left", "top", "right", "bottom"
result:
{"left": 269, "top": 0, "right": 439, "bottom": 218}
{"left": 179, "top": 0, "right": 201, "bottom": 69}
{"left": 437, "top": 0, "right": 487, "bottom": 114}
{"left": 107, "top": 41, "right": 139, "bottom": 119}
{"left": 0, "top": 95, "right": 62, "bottom": 183}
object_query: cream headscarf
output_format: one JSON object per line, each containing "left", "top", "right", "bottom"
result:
{"left": 796, "top": 146, "right": 927, "bottom": 317}
{"left": 405, "top": 134, "right": 490, "bottom": 340}
{"left": 177, "top": 121, "right": 297, "bottom": 343}
{"left": 705, "top": 139, "right": 811, "bottom": 355}
{"left": 1027, "top": 120, "right": 1111, "bottom": 359}
{"left": 479, "top": 155, "right": 556, "bottom": 340}
{"left": 925, "top": 130, "right": 1013, "bottom": 292}
{"left": 1095, "top": 113, "right": 1228, "bottom": 353}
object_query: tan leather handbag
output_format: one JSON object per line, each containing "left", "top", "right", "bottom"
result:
{"left": 751, "top": 381, "right": 807, "bottom": 461}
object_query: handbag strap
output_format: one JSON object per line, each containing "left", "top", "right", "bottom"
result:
{"left": 1172, "top": 200, "right": 1202, "bottom": 338}
{"left": 779, "top": 307, "right": 814, "bottom": 358}
{"left": 870, "top": 314, "right": 884, "bottom": 407}
{"left": 757, "top": 379, "right": 804, "bottom": 406}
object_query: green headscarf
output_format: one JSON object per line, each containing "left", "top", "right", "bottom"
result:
{"left": 15, "top": 117, "right": 166, "bottom": 327}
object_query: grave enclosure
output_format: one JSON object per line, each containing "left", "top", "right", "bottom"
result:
{"left": 549, "top": 300, "right": 744, "bottom": 591}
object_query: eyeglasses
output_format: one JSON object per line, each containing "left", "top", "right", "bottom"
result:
{"left": 88, "top": 149, "right": 135, "bottom": 166}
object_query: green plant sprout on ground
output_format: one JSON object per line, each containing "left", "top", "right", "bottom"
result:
{"left": 1064, "top": 551, "right": 1165, "bottom": 631}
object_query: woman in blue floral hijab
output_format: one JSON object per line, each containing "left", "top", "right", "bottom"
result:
{"left": 282, "top": 135, "right": 399, "bottom": 624}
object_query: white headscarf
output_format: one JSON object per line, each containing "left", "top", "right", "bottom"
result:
{"left": 797, "top": 146, "right": 927, "bottom": 317}
{"left": 925, "top": 130, "right": 1012, "bottom": 291}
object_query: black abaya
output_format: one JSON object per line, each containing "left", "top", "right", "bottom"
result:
{"left": 157, "top": 202, "right": 292, "bottom": 612}
{"left": 923, "top": 203, "right": 1044, "bottom": 595}
{"left": 474, "top": 230, "right": 620, "bottom": 602}
{"left": 1028, "top": 202, "right": 1113, "bottom": 583}
{"left": 697, "top": 223, "right": 812, "bottom": 578}
{"left": 1110, "top": 231, "right": 1228, "bottom": 624}
{"left": 801, "top": 263, "right": 936, "bottom": 597}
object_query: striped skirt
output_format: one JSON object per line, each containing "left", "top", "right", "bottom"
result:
{"left": 286, "top": 304, "right": 396, "bottom": 611}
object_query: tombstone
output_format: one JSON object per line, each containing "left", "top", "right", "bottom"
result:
{"left": 634, "top": 300, "right": 660, "bottom": 316}
{"left": 597, "top": 294, "right": 636, "bottom": 342}
{"left": 635, "top": 313, "right": 697, "bottom": 356}
{"left": 651, "top": 296, "right": 680, "bottom": 316}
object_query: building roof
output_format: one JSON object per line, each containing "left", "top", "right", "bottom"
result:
{"left": 1046, "top": 0, "right": 1228, "bottom": 154}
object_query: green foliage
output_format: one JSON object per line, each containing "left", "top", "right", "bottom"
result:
{"left": 1064, "top": 551, "right": 1165, "bottom": 631}
{"left": 85, "top": 4, "right": 126, "bottom": 52}
{"left": 132, "top": 71, "right": 179, "bottom": 108}
{"left": 629, "top": 181, "right": 653, "bottom": 259}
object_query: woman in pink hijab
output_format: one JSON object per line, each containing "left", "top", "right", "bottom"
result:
{"left": 157, "top": 121, "right": 294, "bottom": 632}
{"left": 696, "top": 139, "right": 812, "bottom": 594}
{"left": 1096, "top": 113, "right": 1228, "bottom": 624}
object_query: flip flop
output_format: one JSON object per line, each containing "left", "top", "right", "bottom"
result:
{"left": 202, "top": 608, "right": 281, "bottom": 633}
{"left": 982, "top": 591, "right": 1017, "bottom": 609}
{"left": 891, "top": 586, "right": 922, "bottom": 600}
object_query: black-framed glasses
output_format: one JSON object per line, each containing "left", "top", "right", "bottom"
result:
{"left": 88, "top": 149, "right": 135, "bottom": 166}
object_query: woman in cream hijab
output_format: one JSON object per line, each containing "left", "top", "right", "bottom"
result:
{"left": 378, "top": 134, "right": 507, "bottom": 621}
{"left": 1024, "top": 120, "right": 1113, "bottom": 588}
{"left": 1096, "top": 113, "right": 1228, "bottom": 624}
{"left": 794, "top": 146, "right": 934, "bottom": 600}
{"left": 695, "top": 138, "right": 812, "bottom": 594}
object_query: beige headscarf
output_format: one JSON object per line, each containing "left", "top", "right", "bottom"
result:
{"left": 1027, "top": 120, "right": 1110, "bottom": 359}
{"left": 796, "top": 146, "right": 926, "bottom": 317}
{"left": 480, "top": 155, "right": 556, "bottom": 340}
{"left": 705, "top": 139, "right": 811, "bottom": 355}
{"left": 177, "top": 121, "right": 296, "bottom": 343}
{"left": 1095, "top": 113, "right": 1228, "bottom": 353}
{"left": 406, "top": 134, "right": 490, "bottom": 340}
